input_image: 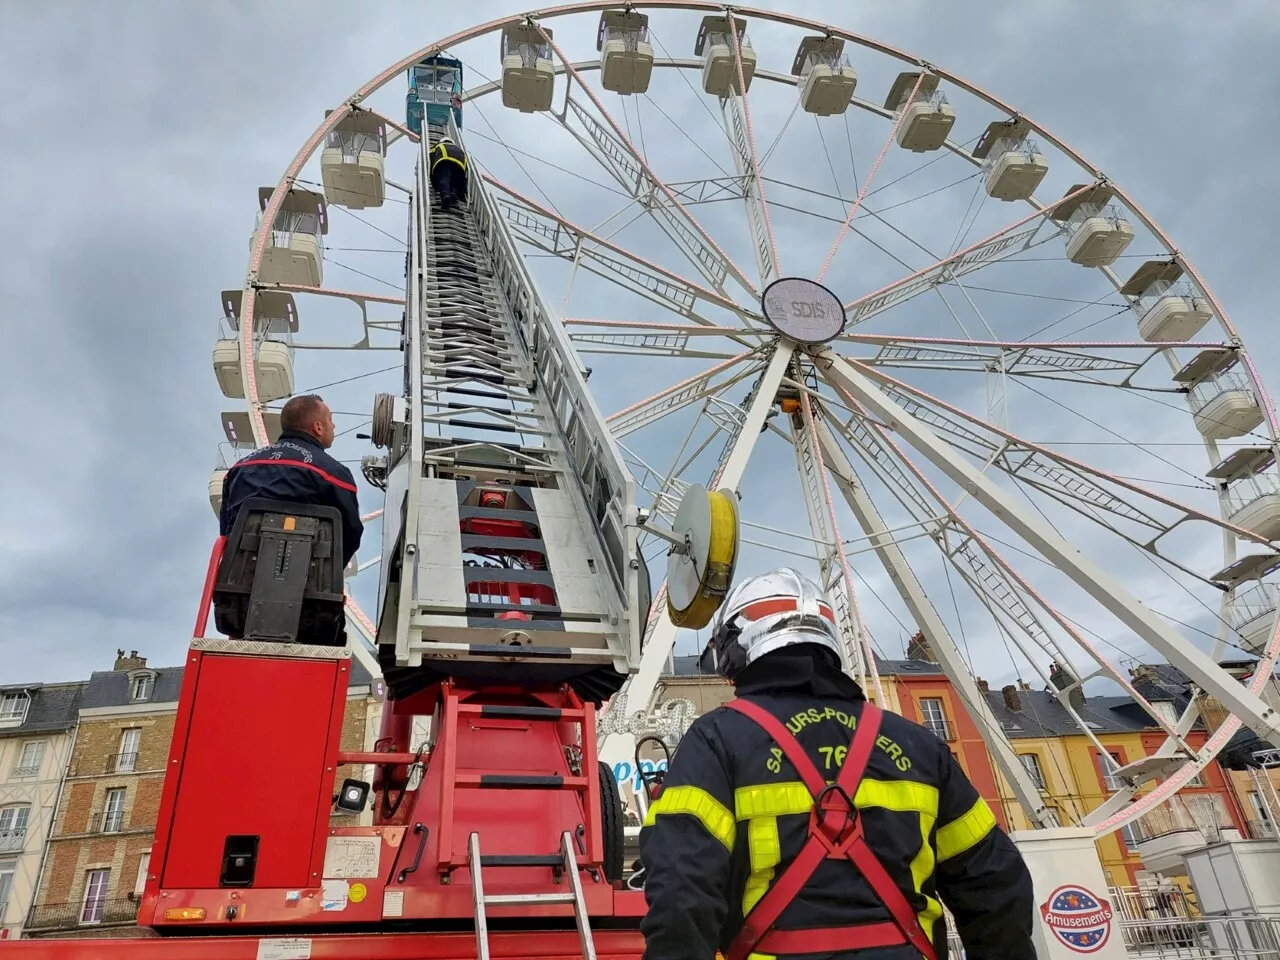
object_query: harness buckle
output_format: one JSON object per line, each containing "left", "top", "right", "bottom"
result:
{"left": 809, "top": 782, "right": 859, "bottom": 854}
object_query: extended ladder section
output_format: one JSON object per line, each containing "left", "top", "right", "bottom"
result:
{"left": 373, "top": 118, "right": 647, "bottom": 703}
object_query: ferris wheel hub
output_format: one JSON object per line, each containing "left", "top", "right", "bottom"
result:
{"left": 761, "top": 277, "right": 847, "bottom": 344}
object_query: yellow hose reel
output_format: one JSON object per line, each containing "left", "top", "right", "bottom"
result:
{"left": 664, "top": 483, "right": 740, "bottom": 630}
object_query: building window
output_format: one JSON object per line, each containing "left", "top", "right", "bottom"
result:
{"left": 102, "top": 788, "right": 127, "bottom": 834}
{"left": 1019, "top": 753, "right": 1046, "bottom": 789}
{"left": 115, "top": 728, "right": 141, "bottom": 774}
{"left": 81, "top": 869, "right": 110, "bottom": 924}
{"left": 1119, "top": 822, "right": 1141, "bottom": 850}
{"left": 920, "top": 698, "right": 954, "bottom": 741}
{"left": 0, "top": 806, "right": 30, "bottom": 855}
{"left": 1101, "top": 751, "right": 1125, "bottom": 790}
{"left": 133, "top": 851, "right": 151, "bottom": 897}
{"left": 1248, "top": 792, "right": 1275, "bottom": 838}
{"left": 14, "top": 740, "right": 45, "bottom": 777}
{"left": 0, "top": 692, "right": 29, "bottom": 724}
{"left": 130, "top": 674, "right": 154, "bottom": 702}
{"left": 0, "top": 859, "right": 15, "bottom": 922}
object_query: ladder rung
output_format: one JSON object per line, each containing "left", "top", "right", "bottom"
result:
{"left": 461, "top": 704, "right": 574, "bottom": 721}
{"left": 459, "top": 773, "right": 585, "bottom": 789}
{"left": 480, "top": 854, "right": 565, "bottom": 867}
{"left": 484, "top": 892, "right": 576, "bottom": 906}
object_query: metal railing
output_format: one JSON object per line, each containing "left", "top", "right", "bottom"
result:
{"left": 1118, "top": 913, "right": 1280, "bottom": 959}
{"left": 924, "top": 718, "right": 957, "bottom": 742}
{"left": 26, "top": 897, "right": 138, "bottom": 931}
{"left": 111, "top": 751, "right": 139, "bottom": 774}
{"left": 0, "top": 828, "right": 26, "bottom": 853}
{"left": 70, "top": 752, "right": 144, "bottom": 777}
{"left": 86, "top": 810, "right": 127, "bottom": 834}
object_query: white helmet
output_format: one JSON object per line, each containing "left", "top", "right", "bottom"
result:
{"left": 438, "top": 136, "right": 454, "bottom": 145}
{"left": 706, "top": 568, "right": 842, "bottom": 680}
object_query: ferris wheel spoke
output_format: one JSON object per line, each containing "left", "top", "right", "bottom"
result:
{"left": 722, "top": 19, "right": 782, "bottom": 285}
{"left": 850, "top": 358, "right": 1280, "bottom": 566}
{"left": 566, "top": 318, "right": 762, "bottom": 360}
{"left": 534, "top": 25, "right": 759, "bottom": 302}
{"left": 817, "top": 72, "right": 926, "bottom": 284}
{"left": 846, "top": 333, "right": 1178, "bottom": 387}
{"left": 605, "top": 348, "right": 767, "bottom": 439}
{"left": 787, "top": 370, "right": 882, "bottom": 699}
{"left": 839, "top": 183, "right": 1098, "bottom": 325}
{"left": 486, "top": 175, "right": 760, "bottom": 329}
{"left": 811, "top": 345, "right": 1280, "bottom": 743}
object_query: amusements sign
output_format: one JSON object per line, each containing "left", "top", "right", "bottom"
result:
{"left": 1040, "top": 885, "right": 1115, "bottom": 953}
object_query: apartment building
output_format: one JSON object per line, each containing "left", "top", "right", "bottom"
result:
{"left": 0, "top": 681, "right": 84, "bottom": 940}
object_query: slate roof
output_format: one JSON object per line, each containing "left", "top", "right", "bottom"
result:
{"left": 81, "top": 666, "right": 186, "bottom": 709}
{"left": 0, "top": 682, "right": 86, "bottom": 736}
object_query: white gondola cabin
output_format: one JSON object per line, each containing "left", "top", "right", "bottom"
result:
{"left": 1119, "top": 260, "right": 1213, "bottom": 342}
{"left": 321, "top": 110, "right": 386, "bottom": 210}
{"left": 221, "top": 290, "right": 300, "bottom": 338}
{"left": 1226, "top": 472, "right": 1280, "bottom": 541}
{"left": 1048, "top": 184, "right": 1134, "bottom": 267}
{"left": 1231, "top": 581, "right": 1279, "bottom": 656}
{"left": 973, "top": 119, "right": 1048, "bottom": 201}
{"left": 252, "top": 187, "right": 327, "bottom": 286}
{"left": 791, "top": 36, "right": 857, "bottom": 116}
{"left": 884, "top": 72, "right": 954, "bottom": 153}
{"left": 598, "top": 11, "right": 653, "bottom": 95}
{"left": 222, "top": 410, "right": 283, "bottom": 449}
{"left": 212, "top": 339, "right": 294, "bottom": 402}
{"left": 695, "top": 15, "right": 756, "bottom": 97}
{"left": 1189, "top": 371, "right": 1263, "bottom": 439}
{"left": 501, "top": 24, "right": 555, "bottom": 112}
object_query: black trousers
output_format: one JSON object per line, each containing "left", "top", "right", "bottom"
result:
{"left": 432, "top": 163, "right": 467, "bottom": 209}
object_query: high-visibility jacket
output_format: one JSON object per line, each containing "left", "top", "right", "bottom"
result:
{"left": 638, "top": 675, "right": 1035, "bottom": 960}
{"left": 430, "top": 140, "right": 467, "bottom": 175}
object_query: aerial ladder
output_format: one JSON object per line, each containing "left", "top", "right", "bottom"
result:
{"left": 9, "top": 58, "right": 738, "bottom": 960}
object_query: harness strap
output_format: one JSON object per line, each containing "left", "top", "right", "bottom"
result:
{"left": 723, "top": 699, "right": 938, "bottom": 960}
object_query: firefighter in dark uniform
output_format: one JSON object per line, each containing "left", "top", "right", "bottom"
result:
{"left": 219, "top": 393, "right": 363, "bottom": 567}
{"left": 638, "top": 568, "right": 1036, "bottom": 960}
{"left": 429, "top": 136, "right": 468, "bottom": 211}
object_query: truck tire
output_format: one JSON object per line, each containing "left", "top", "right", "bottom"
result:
{"left": 598, "top": 760, "right": 624, "bottom": 883}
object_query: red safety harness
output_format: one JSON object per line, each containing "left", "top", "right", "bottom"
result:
{"left": 723, "top": 699, "right": 938, "bottom": 960}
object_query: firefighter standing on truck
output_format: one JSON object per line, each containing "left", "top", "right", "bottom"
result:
{"left": 638, "top": 568, "right": 1036, "bottom": 960}
{"left": 429, "top": 135, "right": 468, "bottom": 211}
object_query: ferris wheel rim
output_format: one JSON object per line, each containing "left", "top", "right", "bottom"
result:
{"left": 229, "top": 4, "right": 1280, "bottom": 838}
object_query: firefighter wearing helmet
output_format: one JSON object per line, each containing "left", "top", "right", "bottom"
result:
{"left": 638, "top": 568, "right": 1035, "bottom": 960}
{"left": 429, "top": 135, "right": 468, "bottom": 211}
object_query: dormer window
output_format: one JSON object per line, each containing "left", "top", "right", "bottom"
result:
{"left": 0, "top": 691, "right": 29, "bottom": 724}
{"left": 130, "top": 673, "right": 155, "bottom": 702}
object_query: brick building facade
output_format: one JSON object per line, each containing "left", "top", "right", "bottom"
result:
{"left": 25, "top": 651, "right": 379, "bottom": 939}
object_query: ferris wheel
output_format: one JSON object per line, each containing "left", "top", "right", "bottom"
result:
{"left": 209, "top": 3, "right": 1280, "bottom": 843}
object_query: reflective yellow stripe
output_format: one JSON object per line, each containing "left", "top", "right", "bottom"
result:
{"left": 643, "top": 785, "right": 736, "bottom": 852}
{"left": 734, "top": 778, "right": 944, "bottom": 940}
{"left": 936, "top": 797, "right": 997, "bottom": 862}
{"left": 744, "top": 816, "right": 781, "bottom": 914}
{"left": 734, "top": 779, "right": 939, "bottom": 820}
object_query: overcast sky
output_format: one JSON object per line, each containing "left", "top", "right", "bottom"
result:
{"left": 2, "top": 1, "right": 1278, "bottom": 690}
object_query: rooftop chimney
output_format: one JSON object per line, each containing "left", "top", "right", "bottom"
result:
{"left": 1002, "top": 684, "right": 1021, "bottom": 712}
{"left": 976, "top": 678, "right": 990, "bottom": 695}
{"left": 906, "top": 631, "right": 938, "bottom": 664}
{"left": 1018, "top": 680, "right": 1032, "bottom": 692}
{"left": 114, "top": 649, "right": 148, "bottom": 672}
{"left": 1049, "top": 661, "right": 1086, "bottom": 710}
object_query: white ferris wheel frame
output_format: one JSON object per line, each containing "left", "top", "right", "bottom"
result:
{"left": 231, "top": 1, "right": 1280, "bottom": 838}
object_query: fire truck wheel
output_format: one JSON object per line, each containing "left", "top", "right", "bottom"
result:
{"left": 598, "top": 760, "right": 624, "bottom": 883}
